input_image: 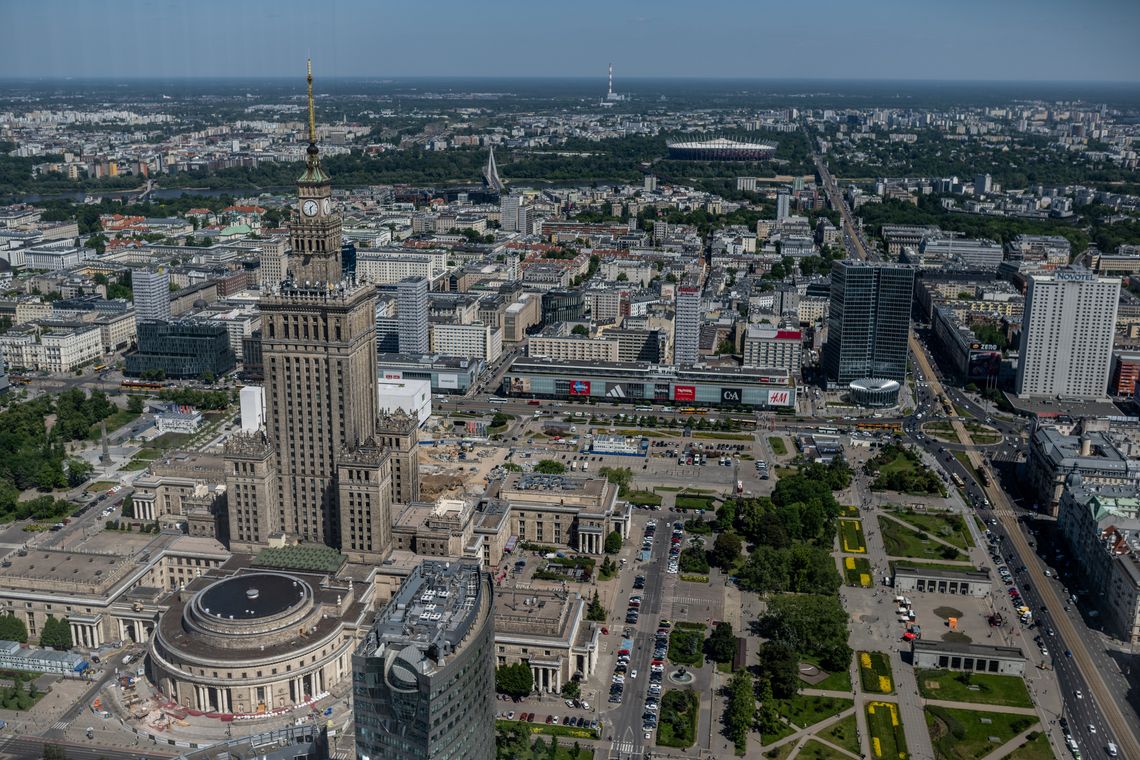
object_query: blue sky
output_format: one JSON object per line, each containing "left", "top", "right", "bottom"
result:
{"left": 3, "top": 0, "right": 1138, "bottom": 81}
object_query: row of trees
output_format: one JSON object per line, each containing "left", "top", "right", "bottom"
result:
{"left": 0, "top": 613, "right": 28, "bottom": 643}
{"left": 724, "top": 670, "right": 755, "bottom": 752}
{"left": 39, "top": 615, "right": 73, "bottom": 650}
{"left": 157, "top": 387, "right": 231, "bottom": 410}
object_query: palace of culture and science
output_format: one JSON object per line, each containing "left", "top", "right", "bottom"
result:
{"left": 225, "top": 62, "right": 417, "bottom": 564}
{"left": 0, "top": 65, "right": 625, "bottom": 724}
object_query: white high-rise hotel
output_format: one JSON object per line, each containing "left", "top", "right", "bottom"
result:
{"left": 1016, "top": 266, "right": 1120, "bottom": 399}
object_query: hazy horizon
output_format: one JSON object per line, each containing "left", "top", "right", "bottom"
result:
{"left": 3, "top": 0, "right": 1138, "bottom": 83}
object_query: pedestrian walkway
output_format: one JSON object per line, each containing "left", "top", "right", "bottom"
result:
{"left": 921, "top": 698, "right": 1037, "bottom": 716}
{"left": 977, "top": 725, "right": 1041, "bottom": 760}
{"left": 845, "top": 480, "right": 937, "bottom": 760}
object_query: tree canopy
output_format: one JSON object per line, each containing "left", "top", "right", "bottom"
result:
{"left": 704, "top": 621, "right": 737, "bottom": 665}
{"left": 495, "top": 662, "right": 534, "bottom": 699}
{"left": 758, "top": 595, "right": 851, "bottom": 673}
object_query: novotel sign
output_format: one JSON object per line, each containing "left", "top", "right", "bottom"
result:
{"left": 1053, "top": 271, "right": 1096, "bottom": 282}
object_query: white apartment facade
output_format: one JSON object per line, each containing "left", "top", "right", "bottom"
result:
{"left": 24, "top": 243, "right": 93, "bottom": 272}
{"left": 133, "top": 268, "right": 172, "bottom": 323}
{"left": 430, "top": 323, "right": 503, "bottom": 363}
{"left": 527, "top": 335, "right": 620, "bottom": 363}
{"left": 356, "top": 254, "right": 436, "bottom": 285}
{"left": 1016, "top": 267, "right": 1120, "bottom": 399}
{"left": 0, "top": 325, "right": 103, "bottom": 373}
{"left": 743, "top": 325, "right": 803, "bottom": 374}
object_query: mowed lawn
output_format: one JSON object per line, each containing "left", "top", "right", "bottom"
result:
{"left": 892, "top": 510, "right": 975, "bottom": 549}
{"left": 925, "top": 705, "right": 1037, "bottom": 760}
{"left": 772, "top": 694, "right": 853, "bottom": 730}
{"left": 879, "top": 516, "right": 965, "bottom": 561}
{"left": 915, "top": 670, "right": 1032, "bottom": 708}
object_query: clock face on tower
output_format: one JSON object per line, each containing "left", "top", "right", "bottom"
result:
{"left": 322, "top": 198, "right": 332, "bottom": 215}
{"left": 303, "top": 200, "right": 318, "bottom": 217}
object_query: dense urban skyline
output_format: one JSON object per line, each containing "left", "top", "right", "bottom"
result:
{"left": 3, "top": 0, "right": 1140, "bottom": 82}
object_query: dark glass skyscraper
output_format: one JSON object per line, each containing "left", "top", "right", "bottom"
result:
{"left": 822, "top": 261, "right": 914, "bottom": 386}
{"left": 353, "top": 560, "right": 495, "bottom": 760}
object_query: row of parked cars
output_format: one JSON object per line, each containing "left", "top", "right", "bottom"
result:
{"left": 642, "top": 621, "right": 671, "bottom": 736}
{"left": 667, "top": 520, "right": 684, "bottom": 574}
{"left": 497, "top": 711, "right": 599, "bottom": 731}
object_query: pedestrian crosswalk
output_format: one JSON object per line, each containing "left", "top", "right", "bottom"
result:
{"left": 50, "top": 719, "right": 70, "bottom": 731}
{"left": 608, "top": 740, "right": 642, "bottom": 759}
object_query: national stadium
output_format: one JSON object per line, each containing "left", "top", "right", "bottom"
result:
{"left": 666, "top": 136, "right": 777, "bottom": 160}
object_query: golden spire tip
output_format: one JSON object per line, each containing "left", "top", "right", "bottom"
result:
{"left": 306, "top": 58, "right": 316, "bottom": 146}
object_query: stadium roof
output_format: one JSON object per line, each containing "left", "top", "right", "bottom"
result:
{"left": 666, "top": 137, "right": 776, "bottom": 151}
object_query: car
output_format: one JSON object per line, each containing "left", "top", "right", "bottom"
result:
{"left": 546, "top": 715, "right": 553, "bottom": 724}
{"left": 507, "top": 711, "right": 515, "bottom": 720}
{"left": 1088, "top": 724, "right": 1096, "bottom": 734}
{"left": 1075, "top": 690, "right": 1083, "bottom": 699}
{"left": 1065, "top": 649, "right": 1072, "bottom": 657}
{"left": 601, "top": 627, "right": 608, "bottom": 635}
{"left": 630, "top": 669, "right": 638, "bottom": 679}
{"left": 645, "top": 732, "right": 652, "bottom": 740}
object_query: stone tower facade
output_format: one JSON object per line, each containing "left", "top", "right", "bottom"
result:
{"left": 224, "top": 61, "right": 398, "bottom": 563}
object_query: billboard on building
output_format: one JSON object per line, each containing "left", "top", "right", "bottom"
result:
{"left": 382, "top": 371, "right": 403, "bottom": 380}
{"left": 568, "top": 380, "right": 591, "bottom": 396}
{"left": 606, "top": 382, "right": 628, "bottom": 399}
{"left": 720, "top": 387, "right": 743, "bottom": 404}
{"left": 766, "top": 389, "right": 793, "bottom": 407}
{"left": 509, "top": 376, "right": 531, "bottom": 394}
{"left": 438, "top": 373, "right": 460, "bottom": 390}
{"left": 967, "top": 344, "right": 1001, "bottom": 381}
{"left": 673, "top": 385, "right": 696, "bottom": 402}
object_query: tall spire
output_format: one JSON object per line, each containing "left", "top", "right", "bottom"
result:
{"left": 307, "top": 58, "right": 317, "bottom": 145}
{"left": 298, "top": 58, "right": 329, "bottom": 184}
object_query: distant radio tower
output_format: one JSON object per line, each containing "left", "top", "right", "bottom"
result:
{"left": 603, "top": 63, "right": 623, "bottom": 105}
